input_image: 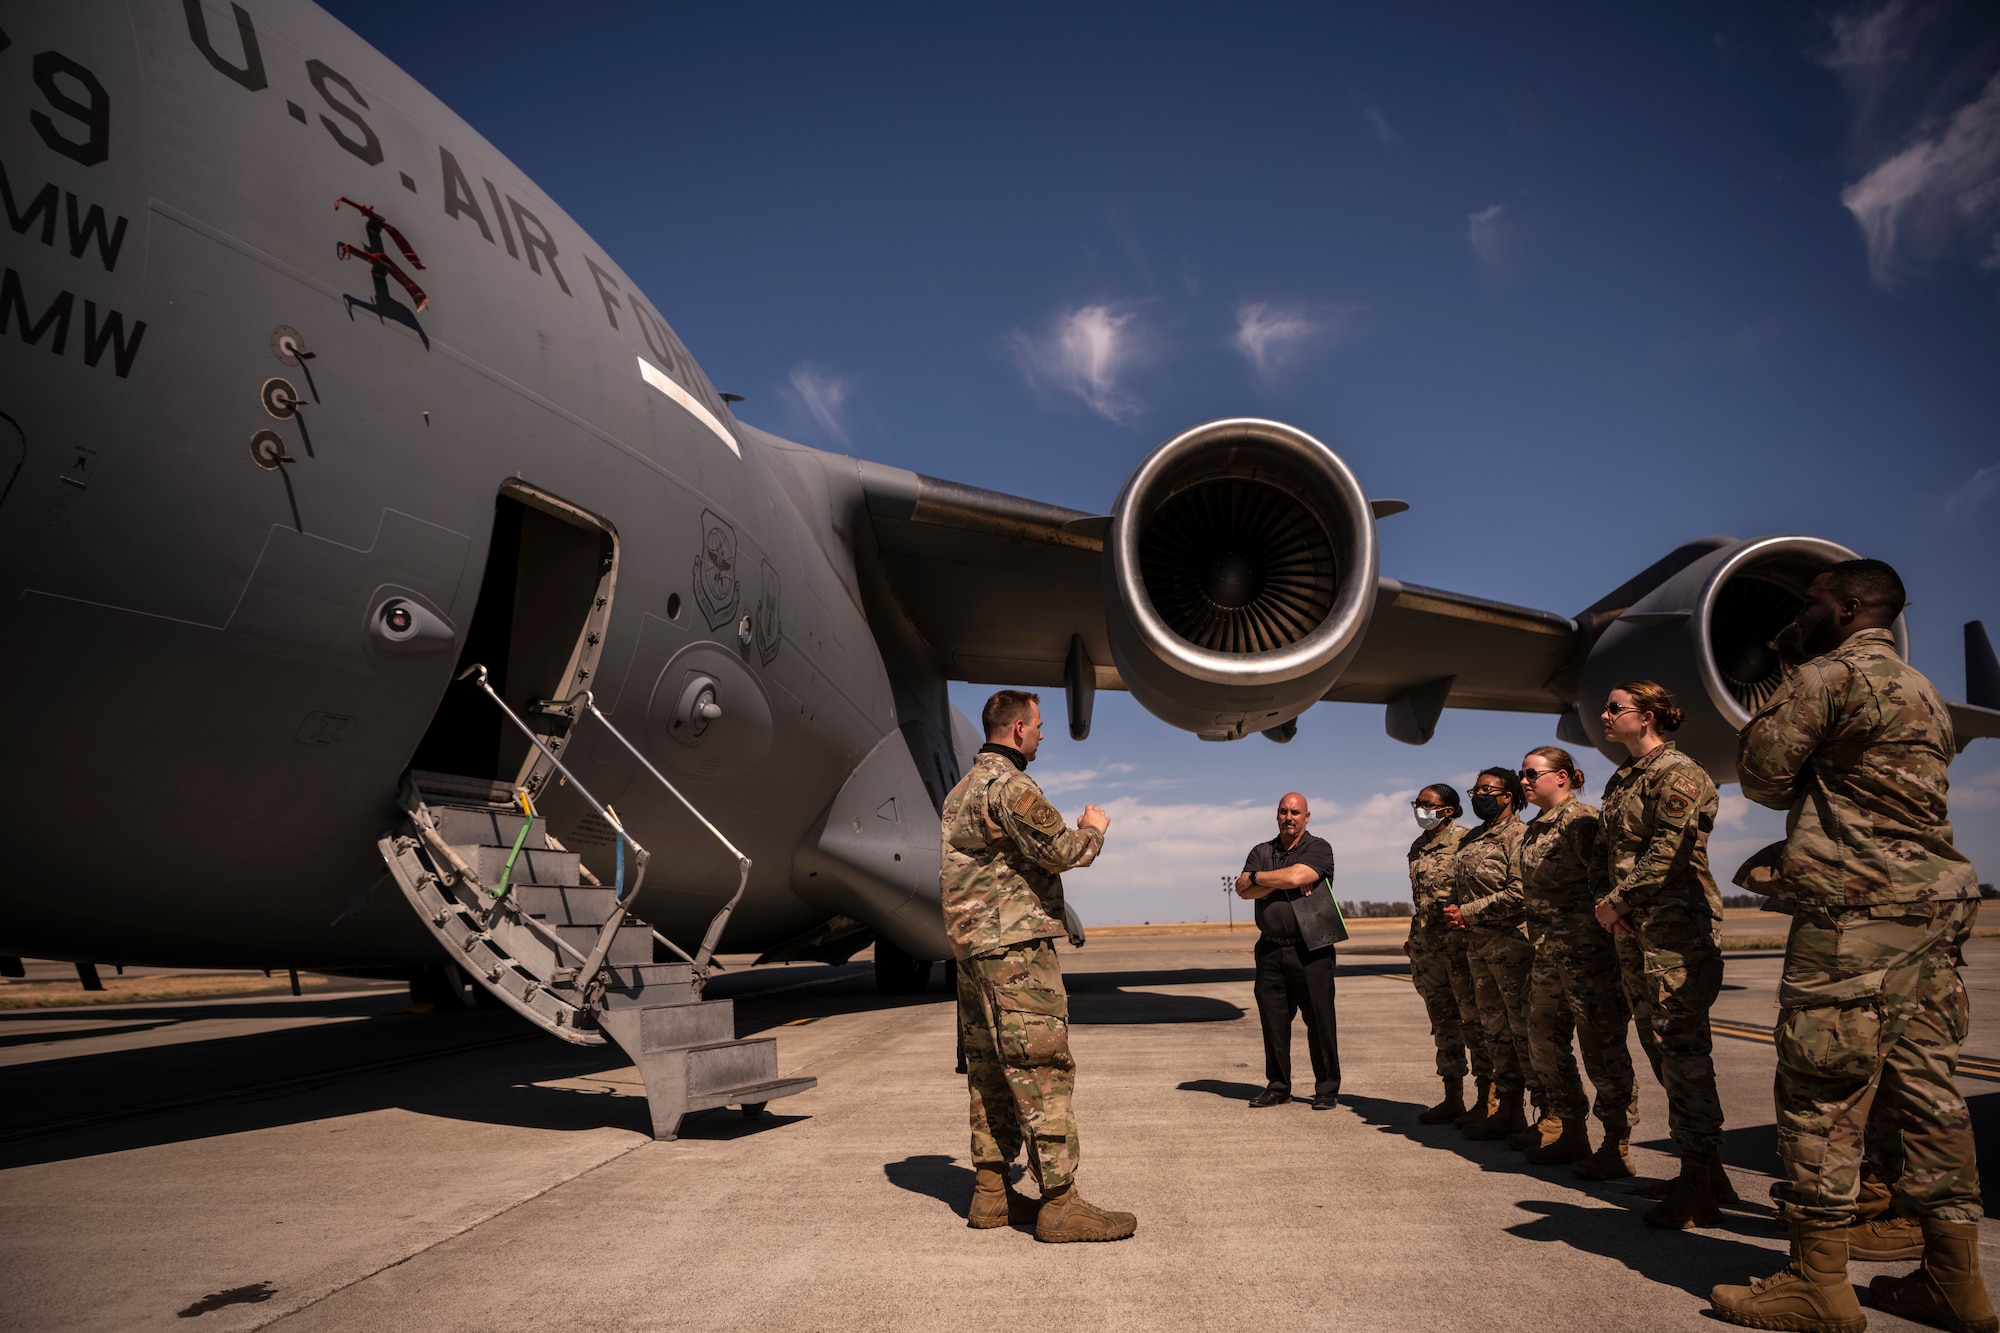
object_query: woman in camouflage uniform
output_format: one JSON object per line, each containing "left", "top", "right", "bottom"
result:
{"left": 1593, "top": 680, "right": 1731, "bottom": 1230}
{"left": 1517, "top": 745, "right": 1638, "bottom": 1173}
{"left": 1403, "top": 783, "right": 1489, "bottom": 1125}
{"left": 1443, "top": 767, "right": 1533, "bottom": 1141}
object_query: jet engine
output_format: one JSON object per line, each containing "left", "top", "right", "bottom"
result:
{"left": 1104, "top": 419, "right": 1379, "bottom": 740}
{"left": 1575, "top": 535, "right": 1907, "bottom": 779}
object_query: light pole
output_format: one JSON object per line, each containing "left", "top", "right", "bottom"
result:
{"left": 1220, "top": 874, "right": 1236, "bottom": 932}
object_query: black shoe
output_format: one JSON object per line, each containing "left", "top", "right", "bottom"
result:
{"left": 1248, "top": 1089, "right": 1290, "bottom": 1109}
{"left": 1310, "top": 1096, "right": 1338, "bottom": 1111}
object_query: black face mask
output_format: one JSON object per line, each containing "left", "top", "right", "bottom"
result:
{"left": 1471, "top": 792, "right": 1506, "bottom": 821}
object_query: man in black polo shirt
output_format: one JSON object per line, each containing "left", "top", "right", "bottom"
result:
{"left": 1235, "top": 792, "right": 1342, "bottom": 1110}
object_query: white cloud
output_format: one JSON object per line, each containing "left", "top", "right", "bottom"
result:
{"left": 1363, "top": 105, "right": 1401, "bottom": 146}
{"left": 782, "top": 364, "right": 852, "bottom": 443}
{"left": 1230, "top": 302, "right": 1356, "bottom": 380}
{"left": 1840, "top": 68, "right": 2000, "bottom": 287}
{"left": 1943, "top": 461, "right": 2000, "bottom": 519}
{"left": 1468, "top": 203, "right": 1509, "bottom": 271}
{"left": 1036, "top": 762, "right": 1139, "bottom": 796}
{"left": 1009, "top": 303, "right": 1150, "bottom": 423}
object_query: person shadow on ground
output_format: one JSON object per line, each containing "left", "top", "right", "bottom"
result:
{"left": 884, "top": 1154, "right": 977, "bottom": 1223}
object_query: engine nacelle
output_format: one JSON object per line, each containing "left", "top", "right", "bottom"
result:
{"left": 1576, "top": 535, "right": 1908, "bottom": 780}
{"left": 1104, "top": 419, "right": 1379, "bottom": 740}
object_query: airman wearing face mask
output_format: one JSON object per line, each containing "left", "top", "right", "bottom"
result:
{"left": 1403, "top": 784, "right": 1487, "bottom": 1124}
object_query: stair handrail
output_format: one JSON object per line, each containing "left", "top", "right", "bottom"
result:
{"left": 565, "top": 690, "right": 751, "bottom": 977}
{"left": 455, "top": 665, "right": 649, "bottom": 992}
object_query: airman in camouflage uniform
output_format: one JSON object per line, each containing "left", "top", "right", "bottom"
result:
{"left": 1594, "top": 690, "right": 1727, "bottom": 1230}
{"left": 1405, "top": 806, "right": 1486, "bottom": 1123}
{"left": 941, "top": 689, "right": 1134, "bottom": 1244}
{"left": 1520, "top": 782, "right": 1638, "bottom": 1170}
{"left": 1447, "top": 784, "right": 1535, "bottom": 1141}
{"left": 1712, "top": 562, "right": 1992, "bottom": 1333}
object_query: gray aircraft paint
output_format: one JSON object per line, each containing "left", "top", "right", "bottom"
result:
{"left": 0, "top": 0, "right": 949, "bottom": 968}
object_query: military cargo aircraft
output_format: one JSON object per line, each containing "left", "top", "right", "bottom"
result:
{"left": 4, "top": 0, "right": 1996, "bottom": 1137}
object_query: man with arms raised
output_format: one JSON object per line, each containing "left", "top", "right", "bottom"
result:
{"left": 941, "top": 689, "right": 1132, "bottom": 1243}
{"left": 1236, "top": 793, "right": 1343, "bottom": 1110}
{"left": 1712, "top": 560, "right": 1992, "bottom": 1333}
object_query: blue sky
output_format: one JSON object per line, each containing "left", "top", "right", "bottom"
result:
{"left": 325, "top": 0, "right": 2000, "bottom": 923}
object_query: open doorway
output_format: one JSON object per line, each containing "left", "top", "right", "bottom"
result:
{"left": 408, "top": 482, "right": 618, "bottom": 793}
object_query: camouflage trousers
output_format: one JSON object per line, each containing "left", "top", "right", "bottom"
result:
{"left": 1773, "top": 899, "right": 1982, "bottom": 1226}
{"left": 1407, "top": 924, "right": 1487, "bottom": 1079}
{"left": 1528, "top": 919, "right": 1637, "bottom": 1128}
{"left": 1633, "top": 901, "right": 1724, "bottom": 1154}
{"left": 1616, "top": 930, "right": 1666, "bottom": 1086}
{"left": 958, "top": 937, "right": 1079, "bottom": 1190}
{"left": 1465, "top": 925, "right": 1536, "bottom": 1095}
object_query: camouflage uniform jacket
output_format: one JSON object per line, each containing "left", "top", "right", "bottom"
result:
{"left": 1454, "top": 816, "right": 1526, "bottom": 929}
{"left": 939, "top": 749, "right": 1103, "bottom": 961}
{"left": 1597, "top": 741, "right": 1720, "bottom": 920}
{"left": 1738, "top": 627, "right": 1976, "bottom": 908}
{"left": 1407, "top": 822, "right": 1467, "bottom": 930}
{"left": 1520, "top": 796, "right": 1606, "bottom": 926}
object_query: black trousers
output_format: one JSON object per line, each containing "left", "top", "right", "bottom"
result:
{"left": 1254, "top": 937, "right": 1341, "bottom": 1100}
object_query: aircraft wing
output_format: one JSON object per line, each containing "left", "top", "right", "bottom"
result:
{"left": 857, "top": 463, "right": 1580, "bottom": 716}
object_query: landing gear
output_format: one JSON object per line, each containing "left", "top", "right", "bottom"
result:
{"left": 741, "top": 1102, "right": 767, "bottom": 1119}
{"left": 873, "top": 936, "right": 934, "bottom": 995}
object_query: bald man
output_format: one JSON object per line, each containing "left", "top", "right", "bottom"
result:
{"left": 1236, "top": 793, "right": 1343, "bottom": 1109}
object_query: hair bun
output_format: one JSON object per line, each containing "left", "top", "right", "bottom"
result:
{"left": 1660, "top": 706, "right": 1686, "bottom": 732}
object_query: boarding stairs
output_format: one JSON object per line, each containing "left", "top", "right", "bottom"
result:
{"left": 378, "top": 667, "right": 813, "bottom": 1139}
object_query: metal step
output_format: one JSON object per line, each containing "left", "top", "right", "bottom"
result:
{"left": 554, "top": 923, "right": 651, "bottom": 966}
{"left": 600, "top": 962, "right": 698, "bottom": 1009}
{"left": 511, "top": 883, "right": 619, "bottom": 925}
{"left": 473, "top": 845, "right": 579, "bottom": 888}
{"left": 687, "top": 1036, "right": 778, "bottom": 1095}
{"left": 639, "top": 998, "right": 736, "bottom": 1051}
{"left": 687, "top": 1075, "right": 817, "bottom": 1116}
{"left": 409, "top": 771, "right": 519, "bottom": 804}
{"left": 427, "top": 805, "right": 532, "bottom": 849}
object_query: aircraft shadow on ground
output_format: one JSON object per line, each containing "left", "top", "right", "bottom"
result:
{"left": 0, "top": 1006, "right": 804, "bottom": 1169}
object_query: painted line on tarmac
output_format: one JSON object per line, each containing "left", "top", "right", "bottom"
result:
{"left": 0, "top": 1031, "right": 543, "bottom": 1143}
{"left": 1373, "top": 973, "right": 2000, "bottom": 1084}
{"left": 1707, "top": 1018, "right": 2000, "bottom": 1082}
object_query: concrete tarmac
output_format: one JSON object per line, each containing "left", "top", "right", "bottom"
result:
{"left": 3, "top": 926, "right": 1998, "bottom": 1331}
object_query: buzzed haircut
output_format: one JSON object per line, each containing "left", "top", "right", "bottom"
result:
{"left": 982, "top": 689, "right": 1040, "bottom": 736}
{"left": 1823, "top": 558, "right": 1906, "bottom": 618}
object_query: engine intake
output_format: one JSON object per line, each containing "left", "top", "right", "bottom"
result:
{"left": 1576, "top": 535, "right": 1907, "bottom": 779}
{"left": 1106, "top": 419, "right": 1378, "bottom": 739}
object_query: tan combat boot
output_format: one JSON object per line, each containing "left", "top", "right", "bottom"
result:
{"left": 1644, "top": 1148, "right": 1722, "bottom": 1229}
{"left": 1417, "top": 1077, "right": 1466, "bottom": 1125}
{"left": 1848, "top": 1215, "right": 1924, "bottom": 1262}
{"left": 1509, "top": 1104, "right": 1561, "bottom": 1151}
{"left": 1455, "top": 1077, "right": 1496, "bottom": 1132}
{"left": 1465, "top": 1088, "right": 1528, "bottom": 1141}
{"left": 1571, "top": 1128, "right": 1635, "bottom": 1180}
{"left": 1709, "top": 1224, "right": 1866, "bottom": 1333}
{"left": 966, "top": 1163, "right": 1040, "bottom": 1230}
{"left": 1856, "top": 1168, "right": 1892, "bottom": 1222}
{"left": 1644, "top": 1151, "right": 1740, "bottom": 1205}
{"left": 1524, "top": 1116, "right": 1593, "bottom": 1165}
{"left": 1033, "top": 1182, "right": 1137, "bottom": 1244}
{"left": 1869, "top": 1219, "right": 2000, "bottom": 1333}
